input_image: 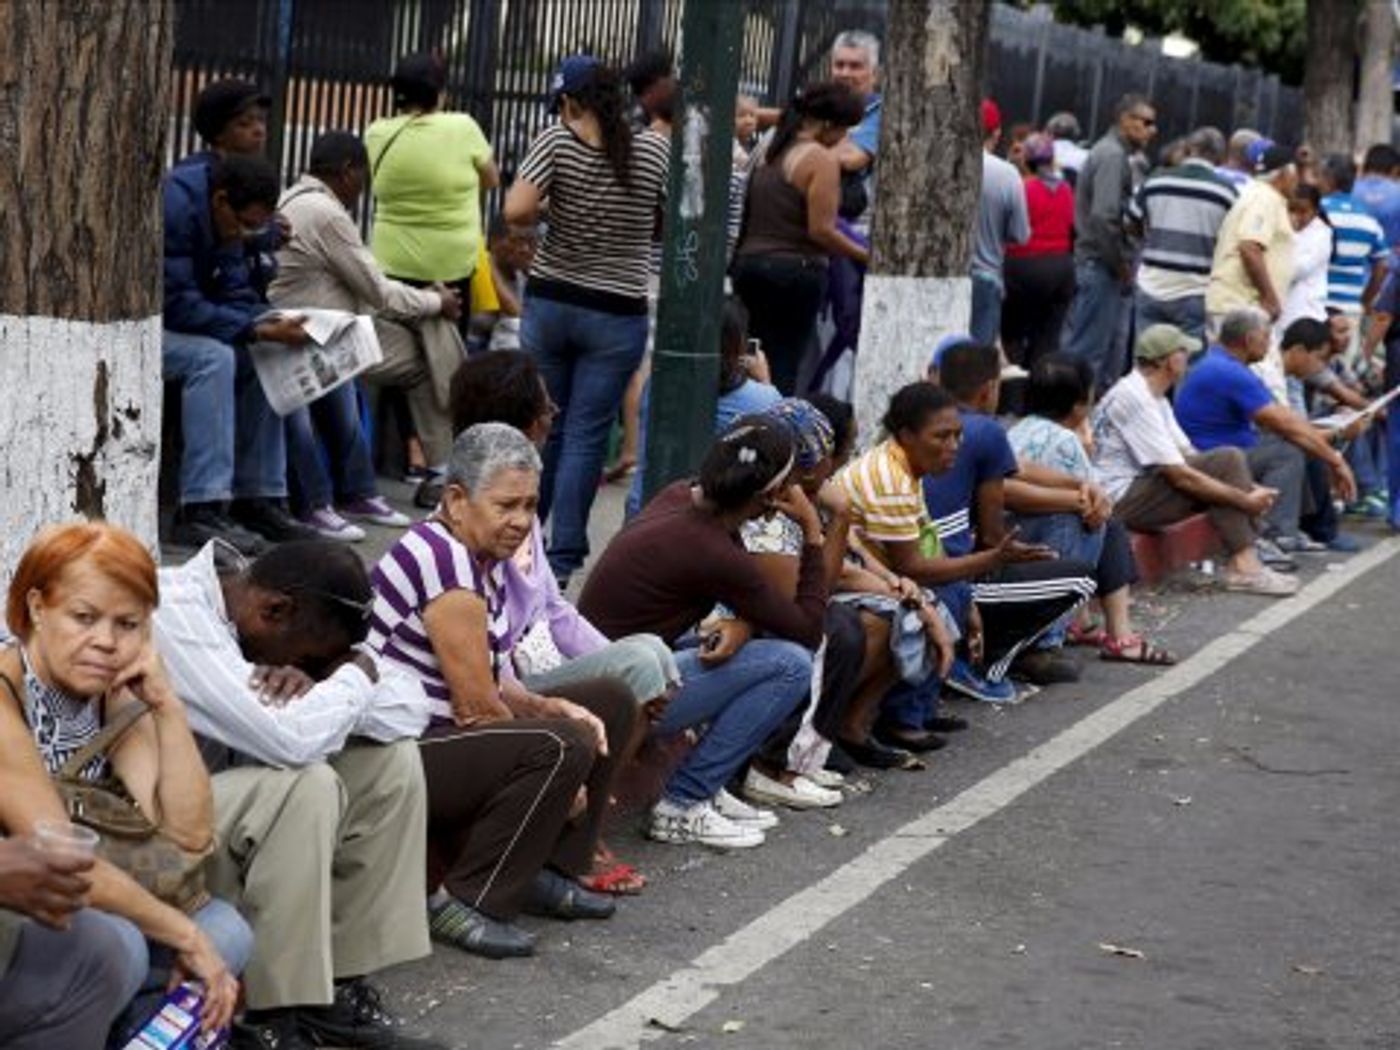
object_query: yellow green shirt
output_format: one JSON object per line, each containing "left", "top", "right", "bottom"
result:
{"left": 1206, "top": 179, "right": 1294, "bottom": 316}
{"left": 366, "top": 111, "right": 493, "bottom": 282}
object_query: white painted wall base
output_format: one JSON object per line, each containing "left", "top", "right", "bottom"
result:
{"left": 0, "top": 313, "right": 162, "bottom": 586}
{"left": 852, "top": 275, "right": 971, "bottom": 447}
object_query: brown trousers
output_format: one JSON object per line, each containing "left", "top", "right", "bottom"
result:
{"left": 1112, "top": 447, "right": 1257, "bottom": 554}
{"left": 418, "top": 677, "right": 636, "bottom": 920}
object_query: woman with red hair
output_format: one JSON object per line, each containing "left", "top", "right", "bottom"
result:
{"left": 0, "top": 522, "right": 250, "bottom": 1041}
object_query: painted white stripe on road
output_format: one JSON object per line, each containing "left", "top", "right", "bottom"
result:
{"left": 555, "top": 538, "right": 1400, "bottom": 1049}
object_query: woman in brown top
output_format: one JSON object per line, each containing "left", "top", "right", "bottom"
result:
{"left": 733, "top": 82, "right": 870, "bottom": 395}
{"left": 579, "top": 418, "right": 845, "bottom": 850}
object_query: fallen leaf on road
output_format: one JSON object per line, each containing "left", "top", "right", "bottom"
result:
{"left": 1292, "top": 964, "right": 1324, "bottom": 976}
{"left": 1097, "top": 942, "right": 1146, "bottom": 960}
{"left": 721, "top": 1020, "right": 746, "bottom": 1034}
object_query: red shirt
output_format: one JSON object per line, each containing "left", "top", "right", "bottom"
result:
{"left": 1007, "top": 175, "right": 1073, "bottom": 258}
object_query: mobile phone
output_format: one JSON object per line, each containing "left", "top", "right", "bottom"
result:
{"left": 744, "top": 337, "right": 762, "bottom": 358}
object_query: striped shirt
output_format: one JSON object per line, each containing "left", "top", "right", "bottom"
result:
{"left": 1130, "top": 160, "right": 1238, "bottom": 302}
{"left": 1323, "top": 193, "right": 1387, "bottom": 314}
{"left": 839, "top": 439, "right": 931, "bottom": 571}
{"left": 14, "top": 648, "right": 109, "bottom": 782}
{"left": 369, "top": 520, "right": 509, "bottom": 724}
{"left": 517, "top": 123, "right": 669, "bottom": 313}
{"left": 153, "top": 544, "right": 431, "bottom": 769}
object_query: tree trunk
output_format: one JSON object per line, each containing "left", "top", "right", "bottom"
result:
{"left": 0, "top": 0, "right": 171, "bottom": 580}
{"left": 853, "top": 0, "right": 990, "bottom": 441}
{"left": 1304, "top": 0, "right": 1358, "bottom": 156}
{"left": 1355, "top": 0, "right": 1395, "bottom": 152}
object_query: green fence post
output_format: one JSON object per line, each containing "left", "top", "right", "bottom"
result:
{"left": 641, "top": 0, "right": 745, "bottom": 506}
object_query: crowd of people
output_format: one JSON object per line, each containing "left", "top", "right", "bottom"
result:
{"left": 3, "top": 26, "right": 1399, "bottom": 1050}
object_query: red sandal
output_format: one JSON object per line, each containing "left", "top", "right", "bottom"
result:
{"left": 1100, "top": 634, "right": 1177, "bottom": 666}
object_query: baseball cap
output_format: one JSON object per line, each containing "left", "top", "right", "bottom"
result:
{"left": 1254, "top": 142, "right": 1295, "bottom": 178}
{"left": 981, "top": 98, "right": 1002, "bottom": 136}
{"left": 929, "top": 333, "right": 974, "bottom": 372}
{"left": 193, "top": 79, "right": 271, "bottom": 142}
{"left": 549, "top": 54, "right": 601, "bottom": 114}
{"left": 1135, "top": 323, "right": 1201, "bottom": 362}
{"left": 1023, "top": 132, "right": 1055, "bottom": 167}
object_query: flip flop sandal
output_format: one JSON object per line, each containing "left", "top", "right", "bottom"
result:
{"left": 580, "top": 862, "right": 647, "bottom": 896}
{"left": 1066, "top": 620, "right": 1107, "bottom": 647}
{"left": 1100, "top": 634, "right": 1177, "bottom": 666}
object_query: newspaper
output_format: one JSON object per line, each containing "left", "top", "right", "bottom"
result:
{"left": 249, "top": 309, "right": 383, "bottom": 416}
{"left": 1312, "top": 384, "right": 1400, "bottom": 432}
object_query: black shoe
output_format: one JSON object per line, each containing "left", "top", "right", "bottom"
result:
{"left": 926, "top": 714, "right": 970, "bottom": 733}
{"left": 837, "top": 734, "right": 913, "bottom": 770}
{"left": 1011, "top": 648, "right": 1081, "bottom": 685}
{"left": 170, "top": 502, "right": 268, "bottom": 556}
{"left": 232, "top": 1009, "right": 315, "bottom": 1049}
{"left": 872, "top": 722, "right": 947, "bottom": 753}
{"left": 523, "top": 867, "right": 616, "bottom": 920}
{"left": 298, "top": 979, "right": 447, "bottom": 1049}
{"left": 412, "top": 476, "right": 444, "bottom": 510}
{"left": 229, "top": 499, "right": 321, "bottom": 543}
{"left": 824, "top": 742, "right": 856, "bottom": 775}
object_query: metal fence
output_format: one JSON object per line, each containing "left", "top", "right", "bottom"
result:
{"left": 172, "top": 0, "right": 1301, "bottom": 200}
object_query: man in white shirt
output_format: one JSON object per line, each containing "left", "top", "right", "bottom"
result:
{"left": 154, "top": 540, "right": 441, "bottom": 1050}
{"left": 1094, "top": 324, "right": 1298, "bottom": 597}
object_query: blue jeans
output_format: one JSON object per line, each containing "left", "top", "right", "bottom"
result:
{"left": 1066, "top": 259, "right": 1127, "bottom": 390}
{"left": 1345, "top": 423, "right": 1386, "bottom": 497}
{"left": 111, "top": 897, "right": 253, "bottom": 1043}
{"left": 1013, "top": 512, "right": 1106, "bottom": 648}
{"left": 1134, "top": 290, "right": 1206, "bottom": 344}
{"left": 522, "top": 295, "right": 649, "bottom": 579}
{"left": 654, "top": 639, "right": 813, "bottom": 805}
{"left": 162, "top": 330, "right": 287, "bottom": 504}
{"left": 970, "top": 272, "right": 1005, "bottom": 346}
{"left": 286, "top": 381, "right": 377, "bottom": 511}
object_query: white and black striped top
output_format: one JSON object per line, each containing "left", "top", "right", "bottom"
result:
{"left": 16, "top": 649, "right": 109, "bottom": 782}
{"left": 516, "top": 123, "right": 669, "bottom": 314}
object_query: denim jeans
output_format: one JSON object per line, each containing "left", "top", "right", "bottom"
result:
{"left": 110, "top": 897, "right": 254, "bottom": 1043}
{"left": 1134, "top": 290, "right": 1206, "bottom": 344}
{"left": 162, "top": 330, "right": 287, "bottom": 504}
{"left": 286, "top": 381, "right": 377, "bottom": 512}
{"left": 654, "top": 639, "right": 813, "bottom": 805}
{"left": 1344, "top": 423, "right": 1386, "bottom": 497}
{"left": 522, "top": 295, "right": 649, "bottom": 580}
{"left": 1066, "top": 259, "right": 1127, "bottom": 390}
{"left": 1388, "top": 341, "right": 1400, "bottom": 524}
{"left": 969, "top": 272, "right": 1005, "bottom": 346}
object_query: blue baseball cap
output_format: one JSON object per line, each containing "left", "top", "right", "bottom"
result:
{"left": 549, "top": 54, "right": 601, "bottom": 113}
{"left": 929, "top": 333, "right": 974, "bottom": 372}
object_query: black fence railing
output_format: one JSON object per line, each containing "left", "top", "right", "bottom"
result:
{"left": 172, "top": 0, "right": 1301, "bottom": 211}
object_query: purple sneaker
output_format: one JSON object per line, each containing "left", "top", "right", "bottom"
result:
{"left": 339, "top": 495, "right": 411, "bottom": 528}
{"left": 300, "top": 506, "right": 365, "bottom": 543}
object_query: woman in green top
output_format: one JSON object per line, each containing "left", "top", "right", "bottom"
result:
{"left": 366, "top": 52, "right": 500, "bottom": 334}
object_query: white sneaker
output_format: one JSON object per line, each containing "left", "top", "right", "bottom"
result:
{"left": 804, "top": 768, "right": 846, "bottom": 790}
{"left": 742, "top": 768, "right": 842, "bottom": 810}
{"left": 647, "top": 798, "right": 765, "bottom": 849}
{"left": 713, "top": 788, "right": 780, "bottom": 830}
{"left": 1224, "top": 566, "right": 1300, "bottom": 597}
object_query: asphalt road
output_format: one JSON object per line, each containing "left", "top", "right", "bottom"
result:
{"left": 344, "top": 496, "right": 1400, "bottom": 1050}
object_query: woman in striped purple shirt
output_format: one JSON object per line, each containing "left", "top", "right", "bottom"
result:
{"left": 369, "top": 424, "right": 635, "bottom": 960}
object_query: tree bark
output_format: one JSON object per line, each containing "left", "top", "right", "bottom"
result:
{"left": 1355, "top": 0, "right": 1395, "bottom": 152}
{"left": 853, "top": 0, "right": 990, "bottom": 441}
{"left": 1304, "top": 0, "right": 1358, "bottom": 156}
{"left": 0, "top": 0, "right": 171, "bottom": 577}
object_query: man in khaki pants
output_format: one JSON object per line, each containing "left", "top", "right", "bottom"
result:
{"left": 154, "top": 540, "right": 443, "bottom": 1050}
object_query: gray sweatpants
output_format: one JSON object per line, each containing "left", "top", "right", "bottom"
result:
{"left": 1246, "top": 433, "right": 1307, "bottom": 538}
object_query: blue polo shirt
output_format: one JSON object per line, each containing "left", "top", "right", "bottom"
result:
{"left": 1174, "top": 346, "right": 1274, "bottom": 450}
{"left": 921, "top": 409, "right": 1018, "bottom": 557}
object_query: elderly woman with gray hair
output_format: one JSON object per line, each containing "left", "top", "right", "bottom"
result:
{"left": 368, "top": 423, "right": 635, "bottom": 960}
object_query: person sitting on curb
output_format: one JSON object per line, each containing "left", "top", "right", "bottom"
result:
{"left": 580, "top": 418, "right": 834, "bottom": 849}
{"left": 1093, "top": 323, "right": 1298, "bottom": 597}
{"left": 921, "top": 343, "right": 1100, "bottom": 688}
{"left": 1008, "top": 354, "right": 1176, "bottom": 665}
{"left": 370, "top": 425, "right": 629, "bottom": 960}
{"left": 163, "top": 153, "right": 318, "bottom": 554}
{"left": 1174, "top": 307, "right": 1357, "bottom": 563}
{"left": 153, "top": 539, "right": 443, "bottom": 1049}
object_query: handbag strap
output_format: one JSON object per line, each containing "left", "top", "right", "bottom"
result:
{"left": 371, "top": 115, "right": 422, "bottom": 180}
{"left": 0, "top": 658, "right": 151, "bottom": 778}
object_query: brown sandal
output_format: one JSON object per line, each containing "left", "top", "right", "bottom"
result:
{"left": 1100, "top": 634, "right": 1177, "bottom": 666}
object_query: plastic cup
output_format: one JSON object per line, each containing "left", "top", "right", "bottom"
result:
{"left": 32, "top": 819, "right": 99, "bottom": 859}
